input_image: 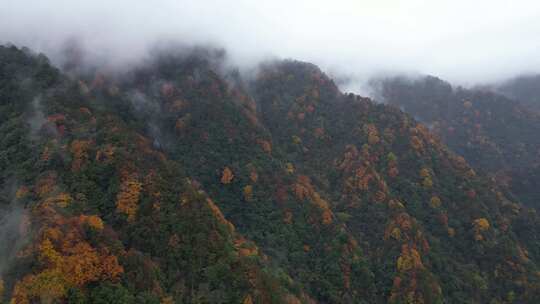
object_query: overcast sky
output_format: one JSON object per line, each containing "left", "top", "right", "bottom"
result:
{"left": 2, "top": 0, "right": 540, "bottom": 91}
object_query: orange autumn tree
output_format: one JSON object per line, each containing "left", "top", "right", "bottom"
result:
{"left": 221, "top": 167, "right": 234, "bottom": 184}
{"left": 34, "top": 173, "right": 58, "bottom": 199}
{"left": 116, "top": 174, "right": 143, "bottom": 221}
{"left": 257, "top": 139, "right": 272, "bottom": 154}
{"left": 11, "top": 212, "right": 123, "bottom": 304}
{"left": 410, "top": 136, "right": 424, "bottom": 153}
{"left": 364, "top": 123, "right": 380, "bottom": 145}
{"left": 70, "top": 139, "right": 92, "bottom": 172}
{"left": 80, "top": 214, "right": 104, "bottom": 230}
{"left": 249, "top": 170, "right": 258, "bottom": 183}
{"left": 292, "top": 175, "right": 333, "bottom": 225}
{"left": 387, "top": 152, "right": 399, "bottom": 178}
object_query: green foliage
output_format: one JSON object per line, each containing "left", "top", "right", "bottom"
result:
{"left": 2, "top": 44, "right": 540, "bottom": 304}
{"left": 90, "top": 283, "right": 135, "bottom": 304}
{"left": 378, "top": 75, "right": 540, "bottom": 208}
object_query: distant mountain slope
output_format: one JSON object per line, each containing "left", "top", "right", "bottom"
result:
{"left": 496, "top": 74, "right": 540, "bottom": 112}
{"left": 2, "top": 45, "right": 540, "bottom": 303}
{"left": 375, "top": 75, "right": 540, "bottom": 208}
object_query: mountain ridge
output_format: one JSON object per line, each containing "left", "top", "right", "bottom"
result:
{"left": 1, "top": 44, "right": 540, "bottom": 303}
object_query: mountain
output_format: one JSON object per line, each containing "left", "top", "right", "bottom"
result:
{"left": 495, "top": 74, "right": 540, "bottom": 112}
{"left": 374, "top": 75, "right": 540, "bottom": 209}
{"left": 2, "top": 44, "right": 540, "bottom": 303}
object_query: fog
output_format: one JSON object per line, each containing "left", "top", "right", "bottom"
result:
{"left": 2, "top": 0, "right": 540, "bottom": 94}
{"left": 0, "top": 179, "right": 29, "bottom": 276}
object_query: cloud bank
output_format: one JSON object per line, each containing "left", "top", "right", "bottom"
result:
{"left": 2, "top": 0, "right": 540, "bottom": 92}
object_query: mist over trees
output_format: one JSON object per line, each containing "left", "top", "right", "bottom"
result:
{"left": 2, "top": 2, "right": 540, "bottom": 302}
{"left": 1, "top": 41, "right": 540, "bottom": 303}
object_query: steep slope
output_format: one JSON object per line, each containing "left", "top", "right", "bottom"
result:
{"left": 2, "top": 45, "right": 540, "bottom": 304}
{"left": 375, "top": 75, "right": 540, "bottom": 208}
{"left": 111, "top": 51, "right": 377, "bottom": 303}
{"left": 110, "top": 51, "right": 540, "bottom": 303}
{"left": 496, "top": 74, "right": 540, "bottom": 112}
{"left": 253, "top": 63, "right": 540, "bottom": 303}
{"left": 0, "top": 45, "right": 303, "bottom": 304}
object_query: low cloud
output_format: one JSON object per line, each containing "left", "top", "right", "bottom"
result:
{"left": 0, "top": 180, "right": 29, "bottom": 276}
{"left": 2, "top": 0, "right": 540, "bottom": 93}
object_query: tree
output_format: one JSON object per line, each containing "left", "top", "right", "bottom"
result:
{"left": 0, "top": 278, "right": 4, "bottom": 300}
{"left": 473, "top": 218, "right": 490, "bottom": 241}
{"left": 221, "top": 167, "right": 234, "bottom": 184}
{"left": 90, "top": 283, "right": 134, "bottom": 304}
{"left": 116, "top": 176, "right": 142, "bottom": 222}
{"left": 257, "top": 139, "right": 272, "bottom": 153}
{"left": 430, "top": 196, "right": 442, "bottom": 208}
{"left": 243, "top": 185, "right": 253, "bottom": 202}
{"left": 249, "top": 170, "right": 258, "bottom": 183}
{"left": 70, "top": 140, "right": 92, "bottom": 171}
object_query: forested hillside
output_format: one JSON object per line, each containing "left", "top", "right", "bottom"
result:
{"left": 2, "top": 45, "right": 540, "bottom": 303}
{"left": 375, "top": 76, "right": 540, "bottom": 208}
{"left": 496, "top": 74, "right": 540, "bottom": 112}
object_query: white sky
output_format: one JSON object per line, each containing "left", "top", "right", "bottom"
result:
{"left": 2, "top": 0, "right": 540, "bottom": 90}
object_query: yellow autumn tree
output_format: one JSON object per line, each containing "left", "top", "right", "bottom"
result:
{"left": 43, "top": 192, "right": 72, "bottom": 208}
{"left": 11, "top": 269, "right": 67, "bottom": 304}
{"left": 474, "top": 218, "right": 490, "bottom": 230}
{"left": 422, "top": 178, "right": 433, "bottom": 188}
{"left": 420, "top": 168, "right": 433, "bottom": 188}
{"left": 15, "top": 186, "right": 30, "bottom": 199}
{"left": 473, "top": 218, "right": 490, "bottom": 241}
{"left": 390, "top": 227, "right": 402, "bottom": 240}
{"left": 286, "top": 163, "right": 295, "bottom": 174}
{"left": 397, "top": 244, "right": 423, "bottom": 272}
{"left": 162, "top": 296, "right": 175, "bottom": 304}
{"left": 292, "top": 135, "right": 302, "bottom": 145}
{"left": 243, "top": 295, "right": 254, "bottom": 304}
{"left": 430, "top": 196, "right": 442, "bottom": 208}
{"left": 243, "top": 185, "right": 253, "bottom": 202}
